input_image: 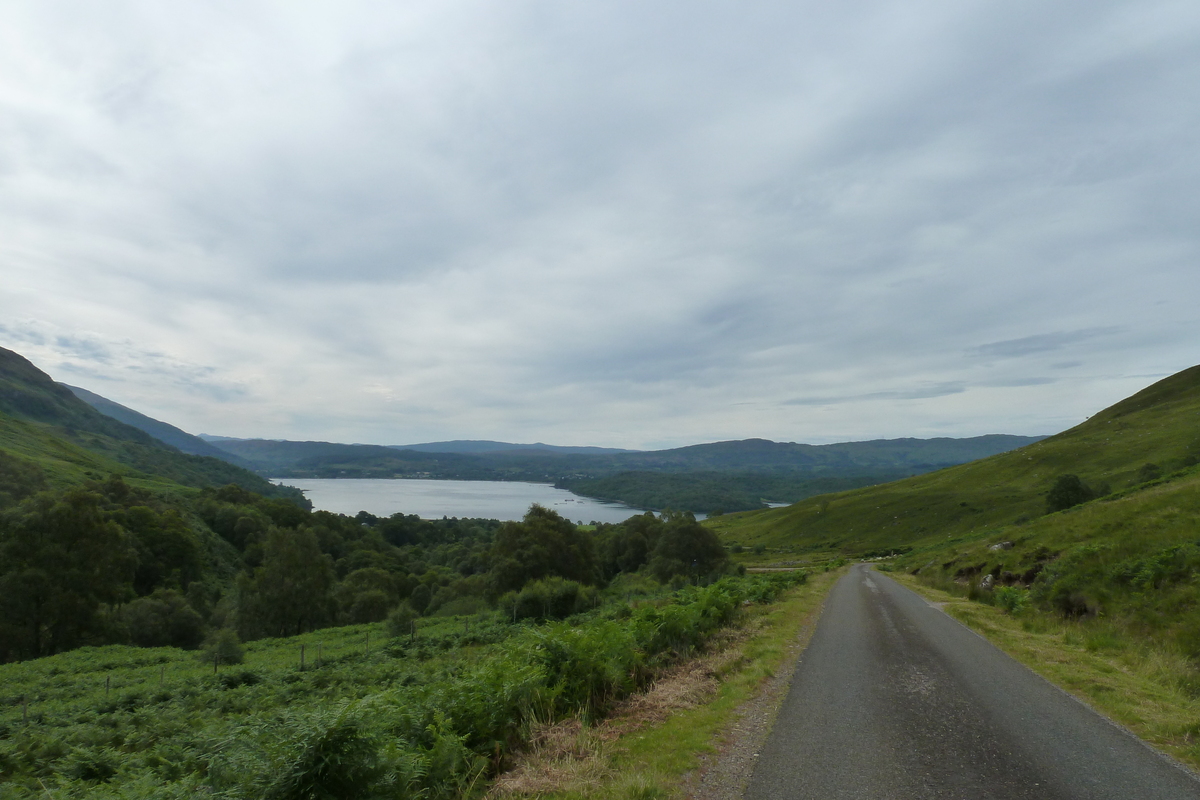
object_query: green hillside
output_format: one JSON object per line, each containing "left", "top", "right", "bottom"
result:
{"left": 0, "top": 347, "right": 298, "bottom": 499}
{"left": 558, "top": 470, "right": 910, "bottom": 514}
{"left": 708, "top": 366, "right": 1200, "bottom": 555}
{"left": 64, "top": 383, "right": 255, "bottom": 466}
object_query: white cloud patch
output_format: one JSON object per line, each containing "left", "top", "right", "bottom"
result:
{"left": 1, "top": 1, "right": 1198, "bottom": 448}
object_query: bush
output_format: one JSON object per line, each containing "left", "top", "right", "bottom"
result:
{"left": 1046, "top": 474, "right": 1096, "bottom": 513}
{"left": 122, "top": 589, "right": 205, "bottom": 649}
{"left": 994, "top": 586, "right": 1028, "bottom": 614}
{"left": 346, "top": 589, "right": 391, "bottom": 624}
{"left": 506, "top": 577, "right": 597, "bottom": 621}
{"left": 386, "top": 602, "right": 419, "bottom": 638}
{"left": 201, "top": 628, "right": 245, "bottom": 666}
{"left": 211, "top": 703, "right": 386, "bottom": 800}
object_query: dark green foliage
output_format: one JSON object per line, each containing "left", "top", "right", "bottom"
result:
{"left": 238, "top": 529, "right": 336, "bottom": 639}
{"left": 202, "top": 627, "right": 245, "bottom": 665}
{"left": 595, "top": 511, "right": 729, "bottom": 582}
{"left": 502, "top": 577, "right": 598, "bottom": 621}
{"left": 0, "top": 488, "right": 137, "bottom": 660}
{"left": 122, "top": 589, "right": 205, "bottom": 649}
{"left": 385, "top": 602, "right": 419, "bottom": 638}
{"left": 646, "top": 512, "right": 728, "bottom": 582}
{"left": 119, "top": 505, "right": 204, "bottom": 595}
{"left": 487, "top": 504, "right": 599, "bottom": 596}
{"left": 409, "top": 584, "right": 433, "bottom": 615}
{"left": 1046, "top": 474, "right": 1096, "bottom": 513}
{"left": 0, "top": 449, "right": 45, "bottom": 508}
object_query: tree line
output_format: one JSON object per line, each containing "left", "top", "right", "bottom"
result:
{"left": 0, "top": 477, "right": 732, "bottom": 662}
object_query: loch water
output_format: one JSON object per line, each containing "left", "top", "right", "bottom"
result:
{"left": 273, "top": 477, "right": 656, "bottom": 523}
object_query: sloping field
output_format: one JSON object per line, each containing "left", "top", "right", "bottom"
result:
{"left": 708, "top": 366, "right": 1200, "bottom": 555}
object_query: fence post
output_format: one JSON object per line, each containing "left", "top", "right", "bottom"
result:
{"left": 300, "top": 643, "right": 306, "bottom": 671}
{"left": 365, "top": 631, "right": 370, "bottom": 657}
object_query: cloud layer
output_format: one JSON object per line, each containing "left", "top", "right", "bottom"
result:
{"left": 2, "top": 1, "right": 1198, "bottom": 448}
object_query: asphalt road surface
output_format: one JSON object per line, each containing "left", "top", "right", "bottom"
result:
{"left": 745, "top": 564, "right": 1200, "bottom": 800}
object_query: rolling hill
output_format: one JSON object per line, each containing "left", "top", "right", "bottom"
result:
{"left": 0, "top": 347, "right": 299, "bottom": 501}
{"left": 64, "top": 384, "right": 256, "bottom": 466}
{"left": 708, "top": 366, "right": 1200, "bottom": 556}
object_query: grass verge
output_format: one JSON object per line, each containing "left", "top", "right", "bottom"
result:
{"left": 492, "top": 567, "right": 844, "bottom": 800}
{"left": 891, "top": 572, "right": 1200, "bottom": 771}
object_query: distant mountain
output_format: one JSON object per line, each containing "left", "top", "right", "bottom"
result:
{"left": 204, "top": 430, "right": 1044, "bottom": 485}
{"left": 63, "top": 385, "right": 254, "bottom": 467}
{"left": 392, "top": 440, "right": 639, "bottom": 455}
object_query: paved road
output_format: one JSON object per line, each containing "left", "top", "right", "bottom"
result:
{"left": 745, "top": 564, "right": 1200, "bottom": 800}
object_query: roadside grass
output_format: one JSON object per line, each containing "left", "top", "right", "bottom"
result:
{"left": 493, "top": 567, "right": 844, "bottom": 800}
{"left": 891, "top": 573, "right": 1200, "bottom": 771}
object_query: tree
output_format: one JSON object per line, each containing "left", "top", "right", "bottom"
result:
{"left": 121, "top": 588, "right": 205, "bottom": 648}
{"left": 121, "top": 505, "right": 203, "bottom": 595}
{"left": 1045, "top": 475, "right": 1096, "bottom": 513}
{"left": 486, "top": 505, "right": 598, "bottom": 597}
{"left": 238, "top": 528, "right": 335, "bottom": 639}
{"left": 0, "top": 488, "right": 137, "bottom": 659}
{"left": 646, "top": 511, "right": 728, "bottom": 582}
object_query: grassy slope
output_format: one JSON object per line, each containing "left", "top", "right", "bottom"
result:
{"left": 0, "top": 347, "right": 298, "bottom": 499}
{"left": 0, "top": 414, "right": 176, "bottom": 494}
{"left": 64, "top": 383, "right": 254, "bottom": 466}
{"left": 0, "top": 576, "right": 816, "bottom": 799}
{"left": 707, "top": 366, "right": 1200, "bottom": 555}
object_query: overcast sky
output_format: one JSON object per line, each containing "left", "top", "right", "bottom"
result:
{"left": 2, "top": 1, "right": 1197, "bottom": 450}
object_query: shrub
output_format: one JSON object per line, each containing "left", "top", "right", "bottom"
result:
{"left": 386, "top": 602, "right": 420, "bottom": 638}
{"left": 994, "top": 586, "right": 1028, "bottom": 614}
{"left": 1046, "top": 474, "right": 1096, "bottom": 513}
{"left": 347, "top": 589, "right": 391, "bottom": 624}
{"left": 1137, "top": 463, "right": 1163, "bottom": 483}
{"left": 201, "top": 628, "right": 245, "bottom": 666}
{"left": 508, "top": 577, "right": 596, "bottom": 621}
{"left": 122, "top": 589, "right": 205, "bottom": 649}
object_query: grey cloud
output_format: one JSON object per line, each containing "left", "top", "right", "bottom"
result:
{"left": 1, "top": 2, "right": 1199, "bottom": 447}
{"left": 785, "top": 383, "right": 967, "bottom": 407}
{"left": 967, "top": 328, "right": 1123, "bottom": 360}
{"left": 979, "top": 377, "right": 1059, "bottom": 388}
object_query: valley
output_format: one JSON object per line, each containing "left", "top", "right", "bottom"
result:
{"left": 4, "top": 341, "right": 1200, "bottom": 796}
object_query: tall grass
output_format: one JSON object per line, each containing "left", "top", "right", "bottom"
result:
{"left": 0, "top": 573, "right": 805, "bottom": 799}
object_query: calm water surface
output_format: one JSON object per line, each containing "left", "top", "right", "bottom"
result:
{"left": 275, "top": 478, "right": 654, "bottom": 524}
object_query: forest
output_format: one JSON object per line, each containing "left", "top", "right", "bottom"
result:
{"left": 0, "top": 470, "right": 735, "bottom": 663}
